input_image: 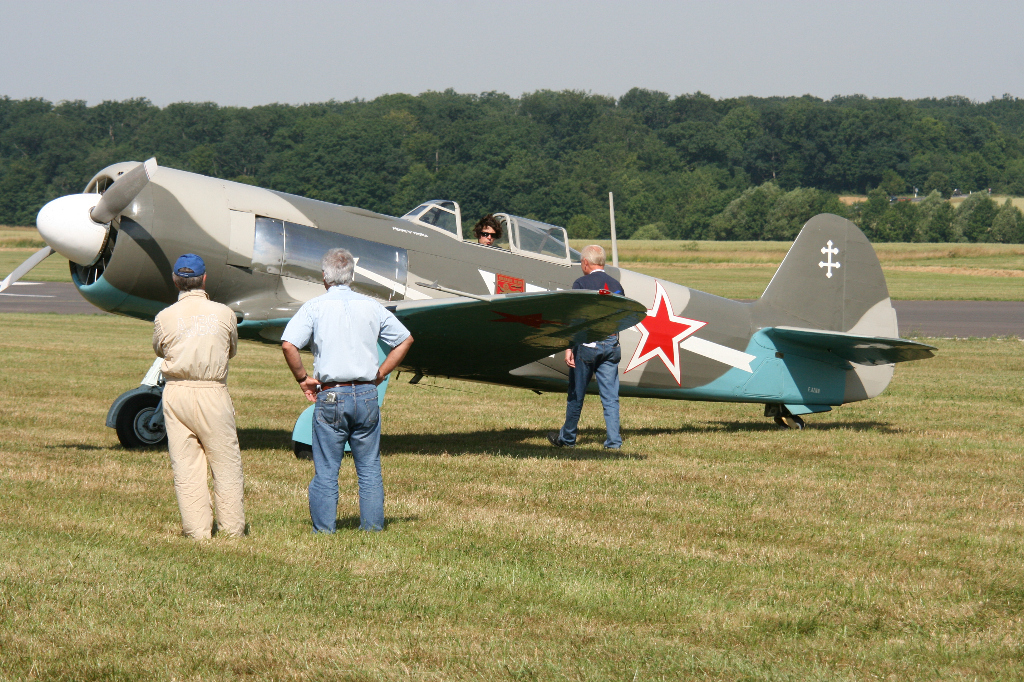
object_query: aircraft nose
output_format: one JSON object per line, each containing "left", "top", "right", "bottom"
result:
{"left": 36, "top": 194, "right": 110, "bottom": 266}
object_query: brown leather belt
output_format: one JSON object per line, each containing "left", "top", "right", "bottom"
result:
{"left": 319, "top": 380, "right": 374, "bottom": 392}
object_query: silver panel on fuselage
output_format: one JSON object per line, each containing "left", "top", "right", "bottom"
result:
{"left": 252, "top": 217, "right": 410, "bottom": 302}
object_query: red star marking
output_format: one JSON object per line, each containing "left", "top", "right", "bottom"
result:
{"left": 624, "top": 281, "right": 707, "bottom": 385}
{"left": 491, "top": 311, "right": 562, "bottom": 329}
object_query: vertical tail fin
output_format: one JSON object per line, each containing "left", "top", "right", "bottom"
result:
{"left": 758, "top": 214, "right": 897, "bottom": 337}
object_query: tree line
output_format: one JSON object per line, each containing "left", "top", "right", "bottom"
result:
{"left": 1, "top": 90, "right": 1023, "bottom": 243}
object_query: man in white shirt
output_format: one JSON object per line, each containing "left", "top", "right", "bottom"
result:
{"left": 281, "top": 248, "right": 413, "bottom": 532}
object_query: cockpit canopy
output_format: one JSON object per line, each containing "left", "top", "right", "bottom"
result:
{"left": 401, "top": 200, "right": 580, "bottom": 265}
{"left": 401, "top": 200, "right": 462, "bottom": 239}
{"left": 496, "top": 214, "right": 581, "bottom": 265}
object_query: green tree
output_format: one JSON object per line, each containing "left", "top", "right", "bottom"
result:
{"left": 567, "top": 214, "right": 600, "bottom": 239}
{"left": 854, "top": 188, "right": 893, "bottom": 240}
{"left": 874, "top": 201, "right": 921, "bottom": 242}
{"left": 707, "top": 181, "right": 783, "bottom": 240}
{"left": 990, "top": 199, "right": 1024, "bottom": 243}
{"left": 390, "top": 164, "right": 436, "bottom": 216}
{"left": 952, "top": 192, "right": 999, "bottom": 242}
{"left": 878, "top": 169, "right": 907, "bottom": 195}
{"left": 923, "top": 171, "right": 951, "bottom": 198}
{"left": 0, "top": 158, "right": 47, "bottom": 225}
{"left": 3, "top": 91, "right": 1024, "bottom": 235}
{"left": 630, "top": 222, "right": 667, "bottom": 239}
{"left": 917, "top": 190, "right": 954, "bottom": 241}
{"left": 763, "top": 187, "right": 840, "bottom": 240}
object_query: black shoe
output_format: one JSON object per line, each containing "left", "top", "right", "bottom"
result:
{"left": 547, "top": 431, "right": 573, "bottom": 448}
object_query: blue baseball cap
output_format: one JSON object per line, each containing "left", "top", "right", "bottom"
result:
{"left": 173, "top": 253, "right": 205, "bottom": 278}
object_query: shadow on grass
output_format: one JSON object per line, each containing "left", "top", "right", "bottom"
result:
{"left": 692, "top": 420, "right": 898, "bottom": 433}
{"left": 242, "top": 420, "right": 903, "bottom": 460}
{"left": 46, "top": 443, "right": 114, "bottom": 451}
{"left": 800, "top": 420, "right": 898, "bottom": 433}
{"left": 334, "top": 515, "right": 419, "bottom": 530}
{"left": 382, "top": 428, "right": 648, "bottom": 460}
{"left": 239, "top": 428, "right": 294, "bottom": 451}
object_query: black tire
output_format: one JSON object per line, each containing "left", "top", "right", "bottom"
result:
{"left": 293, "top": 441, "right": 313, "bottom": 460}
{"left": 115, "top": 393, "right": 167, "bottom": 449}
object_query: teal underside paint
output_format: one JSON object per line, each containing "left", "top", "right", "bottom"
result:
{"left": 534, "top": 329, "right": 850, "bottom": 406}
{"left": 292, "top": 404, "right": 315, "bottom": 446}
{"left": 784, "top": 403, "right": 833, "bottom": 415}
{"left": 72, "top": 272, "right": 165, "bottom": 321}
{"left": 237, "top": 318, "right": 294, "bottom": 344}
{"left": 291, "top": 341, "right": 392, "bottom": 448}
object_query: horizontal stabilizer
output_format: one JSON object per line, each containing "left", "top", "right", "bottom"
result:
{"left": 392, "top": 290, "right": 646, "bottom": 381}
{"left": 765, "top": 326, "right": 937, "bottom": 366}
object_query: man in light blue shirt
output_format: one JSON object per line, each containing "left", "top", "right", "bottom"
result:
{"left": 281, "top": 248, "right": 413, "bottom": 532}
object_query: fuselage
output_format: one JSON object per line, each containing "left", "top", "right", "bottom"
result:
{"left": 71, "top": 163, "right": 897, "bottom": 409}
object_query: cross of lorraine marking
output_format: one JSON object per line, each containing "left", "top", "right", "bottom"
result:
{"left": 819, "top": 240, "right": 841, "bottom": 278}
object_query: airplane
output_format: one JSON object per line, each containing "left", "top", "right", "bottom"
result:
{"left": 0, "top": 159, "right": 936, "bottom": 454}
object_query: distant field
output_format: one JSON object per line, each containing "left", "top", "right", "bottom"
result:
{"left": 839, "top": 194, "right": 1024, "bottom": 212}
{"left": 0, "top": 314, "right": 1022, "bottom": 679}
{"left": 949, "top": 194, "right": 1024, "bottom": 212}
{"left": 576, "top": 240, "right": 1024, "bottom": 301}
{"left": 0, "top": 226, "right": 70, "bottom": 282}
{"left": 2, "top": 226, "right": 1021, "bottom": 299}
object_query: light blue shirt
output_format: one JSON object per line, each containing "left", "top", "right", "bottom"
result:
{"left": 282, "top": 285, "right": 410, "bottom": 383}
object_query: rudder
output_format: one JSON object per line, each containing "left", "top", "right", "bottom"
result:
{"left": 758, "top": 214, "right": 897, "bottom": 336}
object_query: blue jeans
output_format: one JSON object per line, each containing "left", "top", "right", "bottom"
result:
{"left": 559, "top": 337, "right": 622, "bottom": 448}
{"left": 310, "top": 384, "right": 384, "bottom": 532}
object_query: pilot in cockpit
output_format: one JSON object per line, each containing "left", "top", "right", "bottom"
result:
{"left": 473, "top": 214, "right": 502, "bottom": 246}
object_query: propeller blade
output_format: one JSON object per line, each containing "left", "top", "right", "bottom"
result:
{"left": 90, "top": 157, "right": 158, "bottom": 225}
{"left": 0, "top": 246, "right": 55, "bottom": 293}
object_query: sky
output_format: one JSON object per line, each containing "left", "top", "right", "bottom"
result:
{"left": 1, "top": 0, "right": 1021, "bottom": 107}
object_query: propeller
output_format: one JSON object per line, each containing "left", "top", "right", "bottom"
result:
{"left": 0, "top": 158, "right": 158, "bottom": 293}
{"left": 0, "top": 246, "right": 54, "bottom": 294}
{"left": 90, "top": 157, "right": 157, "bottom": 225}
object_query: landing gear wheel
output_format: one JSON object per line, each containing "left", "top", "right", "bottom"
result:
{"left": 782, "top": 414, "right": 805, "bottom": 430}
{"left": 115, "top": 393, "right": 167, "bottom": 449}
{"left": 293, "top": 441, "right": 313, "bottom": 460}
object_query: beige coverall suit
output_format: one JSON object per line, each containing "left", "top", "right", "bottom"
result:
{"left": 153, "top": 290, "right": 246, "bottom": 538}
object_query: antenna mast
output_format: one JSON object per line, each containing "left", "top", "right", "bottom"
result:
{"left": 609, "top": 192, "right": 619, "bottom": 268}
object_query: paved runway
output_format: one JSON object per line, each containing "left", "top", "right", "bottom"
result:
{"left": 1, "top": 282, "right": 1021, "bottom": 337}
{"left": 0, "top": 282, "right": 109, "bottom": 314}
{"left": 891, "top": 300, "right": 1022, "bottom": 338}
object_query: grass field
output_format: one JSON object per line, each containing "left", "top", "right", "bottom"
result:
{"left": 1, "top": 313, "right": 1023, "bottom": 679}
{"left": 0, "top": 227, "right": 70, "bottom": 283}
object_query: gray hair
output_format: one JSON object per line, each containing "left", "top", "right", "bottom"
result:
{"left": 322, "top": 247, "right": 355, "bottom": 286}
{"left": 172, "top": 273, "right": 205, "bottom": 291}
{"left": 580, "top": 244, "right": 606, "bottom": 267}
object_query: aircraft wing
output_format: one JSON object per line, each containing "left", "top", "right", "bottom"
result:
{"left": 765, "top": 326, "right": 937, "bottom": 365}
{"left": 391, "top": 291, "right": 646, "bottom": 381}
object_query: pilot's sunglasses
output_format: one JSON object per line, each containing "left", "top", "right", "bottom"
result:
{"left": 481, "top": 232, "right": 497, "bottom": 238}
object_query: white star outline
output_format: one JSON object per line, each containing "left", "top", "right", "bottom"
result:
{"left": 624, "top": 281, "right": 707, "bottom": 385}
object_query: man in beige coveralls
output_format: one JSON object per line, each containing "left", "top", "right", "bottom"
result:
{"left": 153, "top": 254, "right": 246, "bottom": 539}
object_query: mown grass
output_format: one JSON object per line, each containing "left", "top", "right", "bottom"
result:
{"left": 0, "top": 227, "right": 70, "bottom": 283}
{"left": 1, "top": 313, "right": 1023, "bottom": 679}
